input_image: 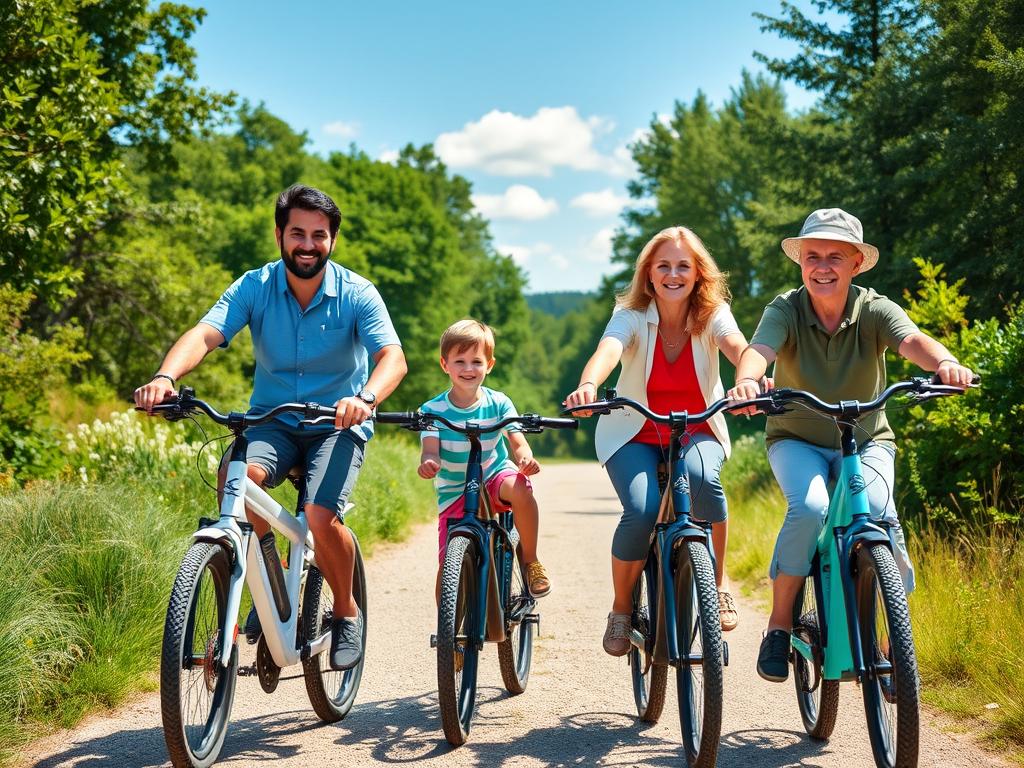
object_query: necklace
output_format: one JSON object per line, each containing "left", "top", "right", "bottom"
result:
{"left": 658, "top": 326, "right": 685, "bottom": 349}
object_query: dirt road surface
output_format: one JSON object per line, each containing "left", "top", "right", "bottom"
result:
{"left": 23, "top": 462, "right": 1008, "bottom": 768}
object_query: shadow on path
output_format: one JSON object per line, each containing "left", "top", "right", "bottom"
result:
{"left": 29, "top": 690, "right": 834, "bottom": 768}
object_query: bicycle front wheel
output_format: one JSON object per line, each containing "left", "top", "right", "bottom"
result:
{"left": 630, "top": 556, "right": 667, "bottom": 722}
{"left": 792, "top": 576, "right": 839, "bottom": 739}
{"left": 437, "top": 535, "right": 481, "bottom": 746}
{"left": 301, "top": 531, "right": 368, "bottom": 722}
{"left": 856, "top": 542, "right": 920, "bottom": 768}
{"left": 160, "top": 542, "right": 237, "bottom": 768}
{"left": 673, "top": 540, "right": 723, "bottom": 768}
{"left": 497, "top": 543, "right": 534, "bottom": 694}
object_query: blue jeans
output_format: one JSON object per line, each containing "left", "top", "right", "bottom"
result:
{"left": 604, "top": 435, "right": 727, "bottom": 561}
{"left": 767, "top": 439, "right": 914, "bottom": 592}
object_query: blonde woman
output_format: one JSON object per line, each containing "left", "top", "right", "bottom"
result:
{"left": 565, "top": 226, "right": 749, "bottom": 655}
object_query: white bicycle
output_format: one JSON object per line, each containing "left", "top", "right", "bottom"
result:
{"left": 142, "top": 387, "right": 367, "bottom": 768}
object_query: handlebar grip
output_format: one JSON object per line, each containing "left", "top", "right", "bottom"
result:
{"left": 374, "top": 411, "right": 417, "bottom": 424}
{"left": 929, "top": 373, "right": 981, "bottom": 386}
{"left": 538, "top": 417, "right": 579, "bottom": 430}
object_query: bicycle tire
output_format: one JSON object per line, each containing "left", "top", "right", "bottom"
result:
{"left": 437, "top": 535, "right": 481, "bottom": 746}
{"left": 160, "top": 542, "right": 237, "bottom": 768}
{"left": 301, "top": 531, "right": 368, "bottom": 722}
{"left": 674, "top": 540, "right": 723, "bottom": 768}
{"left": 630, "top": 557, "right": 667, "bottom": 722}
{"left": 792, "top": 576, "right": 840, "bottom": 739}
{"left": 497, "top": 542, "right": 534, "bottom": 694}
{"left": 856, "top": 542, "right": 920, "bottom": 768}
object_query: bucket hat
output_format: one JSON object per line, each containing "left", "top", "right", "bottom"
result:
{"left": 781, "top": 208, "right": 879, "bottom": 272}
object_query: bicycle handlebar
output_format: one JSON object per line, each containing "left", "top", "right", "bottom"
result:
{"left": 736, "top": 374, "right": 980, "bottom": 420}
{"left": 369, "top": 410, "right": 578, "bottom": 435}
{"left": 136, "top": 387, "right": 345, "bottom": 430}
{"left": 561, "top": 393, "right": 765, "bottom": 423}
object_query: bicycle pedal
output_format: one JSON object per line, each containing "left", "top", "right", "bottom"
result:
{"left": 429, "top": 633, "right": 438, "bottom": 648}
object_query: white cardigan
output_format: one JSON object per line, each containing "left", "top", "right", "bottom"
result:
{"left": 594, "top": 302, "right": 740, "bottom": 465}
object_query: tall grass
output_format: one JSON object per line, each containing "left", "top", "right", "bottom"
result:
{"left": 723, "top": 434, "right": 1024, "bottom": 755}
{"left": 0, "top": 415, "right": 433, "bottom": 764}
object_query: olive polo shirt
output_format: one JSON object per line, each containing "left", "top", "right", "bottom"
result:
{"left": 751, "top": 285, "right": 919, "bottom": 449}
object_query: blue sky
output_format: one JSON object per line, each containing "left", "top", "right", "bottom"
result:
{"left": 190, "top": 1, "right": 827, "bottom": 293}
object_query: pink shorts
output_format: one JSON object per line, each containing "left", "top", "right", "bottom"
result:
{"left": 437, "top": 469, "right": 531, "bottom": 564}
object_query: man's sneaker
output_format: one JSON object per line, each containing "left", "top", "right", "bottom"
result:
{"left": 244, "top": 606, "right": 262, "bottom": 645}
{"left": 603, "top": 612, "right": 632, "bottom": 657}
{"left": 526, "top": 561, "right": 552, "bottom": 598}
{"left": 757, "top": 629, "right": 792, "bottom": 682}
{"left": 329, "top": 608, "right": 363, "bottom": 671}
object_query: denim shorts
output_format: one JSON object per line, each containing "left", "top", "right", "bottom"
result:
{"left": 767, "top": 438, "right": 914, "bottom": 591}
{"left": 604, "top": 434, "right": 727, "bottom": 561}
{"left": 235, "top": 421, "right": 365, "bottom": 520}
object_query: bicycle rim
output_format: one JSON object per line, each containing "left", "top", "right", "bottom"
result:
{"left": 301, "top": 533, "right": 367, "bottom": 722}
{"left": 437, "top": 536, "right": 480, "bottom": 745}
{"left": 856, "top": 542, "right": 920, "bottom": 768}
{"left": 161, "top": 542, "right": 236, "bottom": 768}
{"left": 497, "top": 542, "right": 534, "bottom": 694}
{"left": 674, "top": 541, "right": 723, "bottom": 768}
{"left": 630, "top": 557, "right": 667, "bottom": 722}
{"left": 792, "top": 576, "right": 839, "bottom": 739}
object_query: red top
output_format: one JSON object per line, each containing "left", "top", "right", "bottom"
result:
{"left": 632, "top": 336, "right": 714, "bottom": 445}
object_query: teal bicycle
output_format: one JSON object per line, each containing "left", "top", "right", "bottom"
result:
{"left": 746, "top": 375, "right": 976, "bottom": 768}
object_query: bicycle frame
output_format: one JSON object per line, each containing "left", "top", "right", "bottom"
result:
{"left": 442, "top": 422, "right": 528, "bottom": 650}
{"left": 791, "top": 423, "right": 901, "bottom": 682}
{"left": 654, "top": 422, "right": 717, "bottom": 667}
{"left": 196, "top": 434, "right": 338, "bottom": 669}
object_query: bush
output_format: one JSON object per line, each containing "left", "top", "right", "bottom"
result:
{"left": 891, "top": 260, "right": 1024, "bottom": 529}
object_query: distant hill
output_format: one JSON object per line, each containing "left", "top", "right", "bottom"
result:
{"left": 525, "top": 291, "right": 596, "bottom": 318}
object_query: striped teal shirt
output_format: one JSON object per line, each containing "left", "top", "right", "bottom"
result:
{"left": 420, "top": 387, "right": 521, "bottom": 513}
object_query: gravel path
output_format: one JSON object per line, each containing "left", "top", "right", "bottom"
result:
{"left": 22, "top": 462, "right": 1008, "bottom": 768}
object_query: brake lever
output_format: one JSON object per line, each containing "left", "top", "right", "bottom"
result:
{"left": 300, "top": 415, "right": 336, "bottom": 427}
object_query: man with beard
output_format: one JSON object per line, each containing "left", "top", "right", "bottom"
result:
{"left": 134, "top": 184, "right": 406, "bottom": 670}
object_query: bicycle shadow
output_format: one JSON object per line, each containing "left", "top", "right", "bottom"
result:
{"left": 28, "top": 708, "right": 327, "bottom": 767}
{"left": 369, "top": 706, "right": 683, "bottom": 766}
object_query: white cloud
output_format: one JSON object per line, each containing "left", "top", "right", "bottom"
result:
{"left": 585, "top": 227, "right": 616, "bottom": 263}
{"left": 496, "top": 241, "right": 554, "bottom": 265}
{"left": 436, "top": 107, "right": 631, "bottom": 177}
{"left": 550, "top": 254, "right": 570, "bottom": 270}
{"left": 571, "top": 188, "right": 632, "bottom": 218}
{"left": 322, "top": 120, "right": 359, "bottom": 139}
{"left": 378, "top": 148, "right": 400, "bottom": 164}
{"left": 472, "top": 185, "right": 558, "bottom": 221}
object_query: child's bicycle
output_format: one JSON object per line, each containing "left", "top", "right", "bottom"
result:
{"left": 563, "top": 390, "right": 745, "bottom": 768}
{"left": 373, "top": 409, "right": 577, "bottom": 745}
{"left": 141, "top": 387, "right": 368, "bottom": 768}
{"left": 743, "top": 375, "right": 978, "bottom": 768}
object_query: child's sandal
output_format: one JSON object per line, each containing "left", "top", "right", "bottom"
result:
{"left": 526, "top": 561, "right": 551, "bottom": 598}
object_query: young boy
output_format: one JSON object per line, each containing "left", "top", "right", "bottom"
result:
{"left": 418, "top": 318, "right": 552, "bottom": 599}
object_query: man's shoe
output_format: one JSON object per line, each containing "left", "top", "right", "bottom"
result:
{"left": 757, "top": 629, "right": 792, "bottom": 682}
{"left": 329, "top": 608, "right": 363, "bottom": 671}
{"left": 603, "top": 612, "right": 632, "bottom": 657}
{"left": 244, "top": 606, "right": 262, "bottom": 645}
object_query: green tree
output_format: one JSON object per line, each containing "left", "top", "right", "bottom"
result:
{"left": 0, "top": 0, "right": 230, "bottom": 304}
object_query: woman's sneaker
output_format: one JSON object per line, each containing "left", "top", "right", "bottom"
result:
{"left": 756, "top": 629, "right": 792, "bottom": 682}
{"left": 603, "top": 612, "right": 631, "bottom": 656}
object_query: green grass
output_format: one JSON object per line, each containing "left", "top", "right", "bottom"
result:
{"left": 0, "top": 434, "right": 433, "bottom": 765}
{"left": 723, "top": 435, "right": 1024, "bottom": 760}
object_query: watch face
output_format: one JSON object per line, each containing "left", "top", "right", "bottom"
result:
{"left": 359, "top": 390, "right": 376, "bottom": 404}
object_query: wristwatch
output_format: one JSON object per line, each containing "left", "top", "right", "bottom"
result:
{"left": 356, "top": 389, "right": 377, "bottom": 406}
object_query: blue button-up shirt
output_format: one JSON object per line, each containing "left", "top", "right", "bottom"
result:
{"left": 200, "top": 260, "right": 401, "bottom": 441}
